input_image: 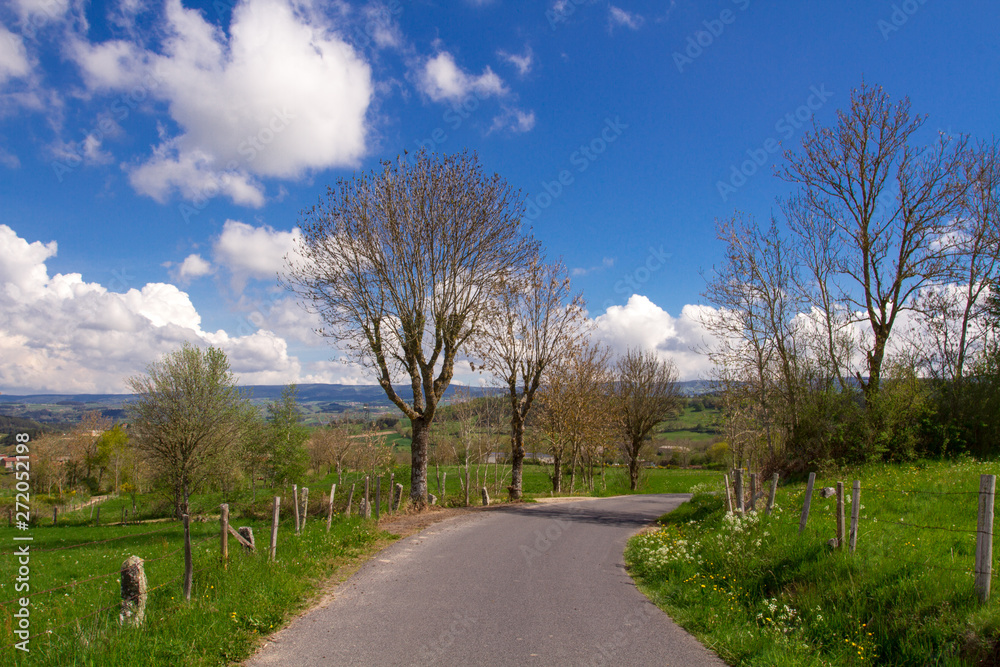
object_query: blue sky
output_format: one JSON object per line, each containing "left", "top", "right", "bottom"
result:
{"left": 1, "top": 0, "right": 998, "bottom": 393}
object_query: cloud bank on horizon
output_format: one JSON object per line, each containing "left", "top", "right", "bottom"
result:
{"left": 0, "top": 223, "right": 717, "bottom": 394}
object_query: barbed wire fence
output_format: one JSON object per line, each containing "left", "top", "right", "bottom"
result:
{"left": 721, "top": 469, "right": 997, "bottom": 602}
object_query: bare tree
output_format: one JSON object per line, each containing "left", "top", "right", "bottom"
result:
{"left": 308, "top": 422, "right": 354, "bottom": 484}
{"left": 615, "top": 349, "right": 681, "bottom": 491}
{"left": 781, "top": 81, "right": 971, "bottom": 399}
{"left": 286, "top": 150, "right": 536, "bottom": 507}
{"left": 477, "top": 258, "right": 586, "bottom": 499}
{"left": 537, "top": 340, "right": 613, "bottom": 493}
{"left": 915, "top": 140, "right": 1000, "bottom": 386}
{"left": 127, "top": 344, "right": 252, "bottom": 518}
{"left": 702, "top": 214, "right": 805, "bottom": 466}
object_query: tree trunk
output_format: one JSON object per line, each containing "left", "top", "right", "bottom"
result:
{"left": 552, "top": 453, "right": 562, "bottom": 493}
{"left": 629, "top": 453, "right": 640, "bottom": 491}
{"left": 509, "top": 417, "right": 526, "bottom": 500}
{"left": 410, "top": 417, "right": 430, "bottom": 507}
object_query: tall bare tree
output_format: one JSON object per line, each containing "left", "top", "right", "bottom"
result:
{"left": 127, "top": 344, "right": 252, "bottom": 517}
{"left": 780, "top": 81, "right": 971, "bottom": 398}
{"left": 285, "top": 150, "right": 536, "bottom": 506}
{"left": 477, "top": 258, "right": 586, "bottom": 500}
{"left": 615, "top": 349, "right": 681, "bottom": 491}
{"left": 702, "top": 214, "right": 805, "bottom": 466}
{"left": 915, "top": 140, "right": 1000, "bottom": 385}
{"left": 537, "top": 340, "right": 613, "bottom": 493}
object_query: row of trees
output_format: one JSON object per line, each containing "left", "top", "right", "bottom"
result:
{"left": 285, "top": 149, "right": 690, "bottom": 503}
{"left": 704, "top": 81, "right": 1000, "bottom": 473}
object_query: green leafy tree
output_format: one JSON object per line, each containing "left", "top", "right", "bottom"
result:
{"left": 265, "top": 385, "right": 310, "bottom": 487}
{"left": 127, "top": 343, "right": 253, "bottom": 518}
{"left": 96, "top": 424, "right": 131, "bottom": 494}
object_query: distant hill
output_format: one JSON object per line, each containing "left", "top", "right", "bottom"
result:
{"left": 0, "top": 381, "right": 715, "bottom": 427}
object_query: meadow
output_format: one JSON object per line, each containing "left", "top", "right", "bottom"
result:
{"left": 0, "top": 465, "right": 719, "bottom": 666}
{"left": 626, "top": 458, "right": 1000, "bottom": 665}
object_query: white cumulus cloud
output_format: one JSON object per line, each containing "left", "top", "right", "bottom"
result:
{"left": 418, "top": 51, "right": 507, "bottom": 103}
{"left": 70, "top": 0, "right": 374, "bottom": 206}
{"left": 592, "top": 295, "right": 716, "bottom": 380}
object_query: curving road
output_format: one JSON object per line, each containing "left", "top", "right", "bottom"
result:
{"left": 246, "top": 494, "right": 726, "bottom": 667}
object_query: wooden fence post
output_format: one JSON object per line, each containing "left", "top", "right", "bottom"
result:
{"left": 220, "top": 503, "right": 229, "bottom": 569}
{"left": 481, "top": 487, "right": 490, "bottom": 506}
{"left": 52, "top": 506, "right": 57, "bottom": 526}
{"left": 836, "top": 481, "right": 845, "bottom": 550}
{"left": 183, "top": 514, "right": 192, "bottom": 601}
{"left": 364, "top": 477, "right": 370, "bottom": 517}
{"left": 326, "top": 483, "right": 336, "bottom": 532}
{"left": 393, "top": 483, "right": 404, "bottom": 511}
{"left": 849, "top": 480, "right": 861, "bottom": 554}
{"left": 749, "top": 473, "right": 758, "bottom": 512}
{"left": 237, "top": 527, "right": 255, "bottom": 552}
{"left": 799, "top": 472, "right": 816, "bottom": 535}
{"left": 441, "top": 472, "right": 447, "bottom": 504}
{"left": 976, "top": 474, "right": 996, "bottom": 603}
{"left": 95, "top": 506, "right": 100, "bottom": 526}
{"left": 766, "top": 473, "right": 779, "bottom": 515}
{"left": 293, "top": 485, "right": 300, "bottom": 534}
{"left": 389, "top": 473, "right": 395, "bottom": 511}
{"left": 119, "top": 556, "right": 147, "bottom": 627}
{"left": 346, "top": 483, "right": 355, "bottom": 518}
{"left": 269, "top": 496, "right": 280, "bottom": 562}
{"left": 121, "top": 507, "right": 125, "bottom": 525}
{"left": 734, "top": 470, "right": 744, "bottom": 514}
{"left": 375, "top": 477, "right": 381, "bottom": 521}
{"left": 723, "top": 474, "right": 733, "bottom": 513}
{"left": 301, "top": 488, "right": 309, "bottom": 529}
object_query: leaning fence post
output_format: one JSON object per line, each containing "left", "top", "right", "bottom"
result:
{"left": 765, "top": 473, "right": 779, "bottom": 515}
{"left": 734, "top": 470, "right": 745, "bottom": 514}
{"left": 723, "top": 474, "right": 733, "bottom": 513}
{"left": 849, "top": 480, "right": 861, "bottom": 554}
{"left": 293, "top": 485, "right": 300, "bottom": 534}
{"left": 976, "top": 474, "right": 996, "bottom": 603}
{"left": 749, "top": 473, "right": 758, "bottom": 512}
{"left": 183, "top": 514, "right": 192, "bottom": 601}
{"left": 119, "top": 556, "right": 147, "bottom": 627}
{"left": 346, "top": 483, "right": 355, "bottom": 518}
{"left": 220, "top": 503, "right": 229, "bottom": 569}
{"left": 836, "top": 482, "right": 845, "bottom": 550}
{"left": 326, "top": 483, "right": 336, "bottom": 532}
{"left": 269, "top": 496, "right": 280, "bottom": 562}
{"left": 364, "top": 476, "right": 370, "bottom": 517}
{"left": 799, "top": 472, "right": 816, "bottom": 535}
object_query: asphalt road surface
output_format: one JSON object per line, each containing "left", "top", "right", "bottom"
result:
{"left": 247, "top": 494, "right": 726, "bottom": 667}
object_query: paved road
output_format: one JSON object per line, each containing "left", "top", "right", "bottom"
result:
{"left": 247, "top": 495, "right": 726, "bottom": 667}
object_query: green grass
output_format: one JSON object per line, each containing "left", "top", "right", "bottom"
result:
{"left": 0, "top": 515, "right": 385, "bottom": 666}
{"left": 625, "top": 458, "right": 1000, "bottom": 665}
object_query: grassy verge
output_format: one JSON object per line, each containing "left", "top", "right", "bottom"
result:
{"left": 0, "top": 517, "right": 387, "bottom": 666}
{"left": 625, "top": 459, "right": 1000, "bottom": 666}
